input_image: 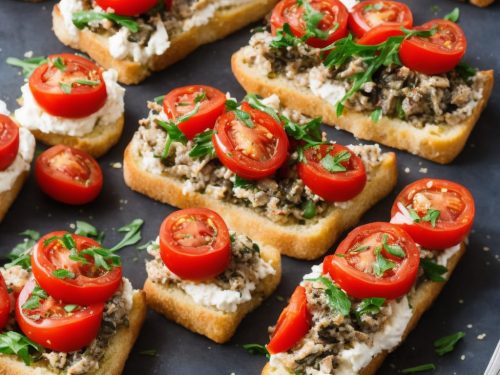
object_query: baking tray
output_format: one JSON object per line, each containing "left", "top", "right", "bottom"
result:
{"left": 0, "top": 0, "right": 499, "bottom": 374}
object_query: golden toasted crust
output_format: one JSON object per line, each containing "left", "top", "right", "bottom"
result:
{"left": 0, "top": 290, "right": 147, "bottom": 375}
{"left": 53, "top": 0, "right": 279, "bottom": 85}
{"left": 232, "top": 49, "right": 494, "bottom": 164}
{"left": 123, "top": 144, "right": 397, "bottom": 260}
{"left": 0, "top": 171, "right": 29, "bottom": 223}
{"left": 262, "top": 244, "right": 466, "bottom": 375}
{"left": 28, "top": 115, "right": 124, "bottom": 159}
{"left": 144, "top": 244, "right": 281, "bottom": 343}
{"left": 470, "top": 0, "right": 495, "bottom": 7}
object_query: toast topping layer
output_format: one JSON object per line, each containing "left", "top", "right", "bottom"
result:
{"left": 242, "top": 31, "right": 486, "bottom": 129}
{"left": 146, "top": 233, "right": 275, "bottom": 313}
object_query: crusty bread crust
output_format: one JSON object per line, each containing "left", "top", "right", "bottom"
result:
{"left": 144, "top": 243, "right": 281, "bottom": 343}
{"left": 28, "top": 114, "right": 124, "bottom": 159}
{"left": 123, "top": 144, "right": 397, "bottom": 260}
{"left": 470, "top": 0, "right": 495, "bottom": 7}
{"left": 231, "top": 49, "right": 494, "bottom": 164}
{"left": 0, "top": 171, "right": 29, "bottom": 223}
{"left": 262, "top": 244, "right": 466, "bottom": 375}
{"left": 0, "top": 290, "right": 146, "bottom": 375}
{"left": 53, "top": 0, "right": 278, "bottom": 85}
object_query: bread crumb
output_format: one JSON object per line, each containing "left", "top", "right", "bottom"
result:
{"left": 477, "top": 333, "right": 486, "bottom": 340}
{"left": 460, "top": 354, "right": 465, "bottom": 360}
{"left": 69, "top": 223, "right": 76, "bottom": 229}
{"left": 467, "top": 324, "right": 473, "bottom": 329}
{"left": 419, "top": 167, "right": 428, "bottom": 174}
{"left": 24, "top": 51, "right": 33, "bottom": 58}
{"left": 111, "top": 162, "right": 122, "bottom": 169}
{"left": 483, "top": 246, "right": 490, "bottom": 252}
{"left": 404, "top": 167, "right": 410, "bottom": 174}
{"left": 458, "top": 299, "right": 464, "bottom": 304}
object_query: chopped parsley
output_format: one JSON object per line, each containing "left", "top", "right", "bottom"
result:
{"left": 189, "top": 129, "right": 216, "bottom": 159}
{"left": 21, "top": 284, "right": 48, "bottom": 310}
{"left": 72, "top": 11, "right": 139, "bottom": 33}
{"left": 305, "top": 276, "right": 351, "bottom": 316}
{"left": 355, "top": 297, "right": 385, "bottom": 320}
{"left": 382, "top": 234, "right": 405, "bottom": 258}
{"left": 74, "top": 221, "right": 104, "bottom": 243}
{"left": 52, "top": 269, "right": 76, "bottom": 279}
{"left": 0, "top": 331, "right": 43, "bottom": 365}
{"left": 4, "top": 230, "right": 40, "bottom": 270}
{"left": 434, "top": 331, "right": 465, "bottom": 356}
{"left": 51, "top": 57, "right": 66, "bottom": 72}
{"left": 422, "top": 209, "right": 440, "bottom": 228}
{"left": 420, "top": 258, "right": 448, "bottom": 282}
{"left": 302, "top": 200, "right": 317, "bottom": 219}
{"left": 64, "top": 304, "right": 79, "bottom": 313}
{"left": 242, "top": 343, "right": 270, "bottom": 358}
{"left": 373, "top": 246, "right": 396, "bottom": 277}
{"left": 320, "top": 150, "right": 351, "bottom": 173}
{"left": 401, "top": 363, "right": 436, "bottom": 373}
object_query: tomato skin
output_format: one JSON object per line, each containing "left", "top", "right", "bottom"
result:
{"left": 271, "top": 0, "right": 349, "bottom": 48}
{"left": 35, "top": 145, "right": 103, "bottom": 205}
{"left": 399, "top": 20, "right": 467, "bottom": 75}
{"left": 298, "top": 144, "right": 366, "bottom": 202}
{"left": 0, "top": 274, "right": 10, "bottom": 330}
{"left": 95, "top": 0, "right": 159, "bottom": 16}
{"left": 324, "top": 222, "right": 420, "bottom": 300}
{"left": 213, "top": 103, "right": 289, "bottom": 180}
{"left": 348, "top": 0, "right": 413, "bottom": 38}
{"left": 16, "top": 279, "right": 104, "bottom": 352}
{"left": 390, "top": 179, "right": 475, "bottom": 250}
{"left": 357, "top": 25, "right": 405, "bottom": 45}
{"left": 0, "top": 115, "right": 20, "bottom": 171}
{"left": 31, "top": 232, "right": 122, "bottom": 305}
{"left": 267, "top": 286, "right": 310, "bottom": 354}
{"left": 159, "top": 208, "right": 231, "bottom": 281}
{"left": 163, "top": 85, "right": 226, "bottom": 140}
{"left": 29, "top": 54, "right": 107, "bottom": 119}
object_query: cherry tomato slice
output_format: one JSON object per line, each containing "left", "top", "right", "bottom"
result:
{"left": 159, "top": 208, "right": 231, "bottom": 281}
{"left": 348, "top": 0, "right": 413, "bottom": 38}
{"left": 16, "top": 279, "right": 104, "bottom": 352}
{"left": 298, "top": 144, "right": 367, "bottom": 202}
{"left": 163, "top": 85, "right": 226, "bottom": 140}
{"left": 213, "top": 103, "right": 289, "bottom": 180}
{"left": 0, "top": 274, "right": 10, "bottom": 330}
{"left": 0, "top": 115, "right": 20, "bottom": 171}
{"left": 324, "top": 222, "right": 420, "bottom": 299}
{"left": 31, "top": 231, "right": 122, "bottom": 305}
{"left": 267, "top": 286, "right": 310, "bottom": 354}
{"left": 357, "top": 24, "right": 405, "bottom": 45}
{"left": 271, "top": 0, "right": 349, "bottom": 48}
{"left": 390, "top": 179, "right": 475, "bottom": 250}
{"left": 399, "top": 19, "right": 467, "bottom": 75}
{"left": 35, "top": 145, "right": 103, "bottom": 205}
{"left": 29, "top": 53, "right": 107, "bottom": 119}
{"left": 95, "top": 0, "right": 159, "bottom": 16}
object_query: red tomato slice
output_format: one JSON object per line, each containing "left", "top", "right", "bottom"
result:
{"left": 213, "top": 103, "right": 289, "bottom": 180}
{"left": 0, "top": 274, "right": 10, "bottom": 330}
{"left": 31, "top": 231, "right": 122, "bottom": 305}
{"left": 267, "top": 286, "right": 310, "bottom": 354}
{"left": 348, "top": 0, "right": 413, "bottom": 38}
{"left": 324, "top": 222, "right": 420, "bottom": 299}
{"left": 16, "top": 279, "right": 104, "bottom": 352}
{"left": 163, "top": 85, "right": 226, "bottom": 140}
{"left": 298, "top": 144, "right": 367, "bottom": 202}
{"left": 399, "top": 19, "right": 467, "bottom": 75}
{"left": 0, "top": 115, "right": 19, "bottom": 171}
{"left": 29, "top": 53, "right": 107, "bottom": 119}
{"left": 159, "top": 208, "right": 231, "bottom": 281}
{"left": 35, "top": 145, "right": 103, "bottom": 205}
{"left": 271, "top": 0, "right": 349, "bottom": 48}
{"left": 95, "top": 0, "right": 159, "bottom": 16}
{"left": 357, "top": 24, "right": 405, "bottom": 45}
{"left": 390, "top": 179, "right": 475, "bottom": 250}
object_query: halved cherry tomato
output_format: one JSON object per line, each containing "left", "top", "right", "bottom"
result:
{"left": 163, "top": 85, "right": 226, "bottom": 140}
{"left": 16, "top": 279, "right": 104, "bottom": 352}
{"left": 29, "top": 53, "right": 107, "bottom": 119}
{"left": 159, "top": 208, "right": 231, "bottom": 281}
{"left": 348, "top": 0, "right": 413, "bottom": 38}
{"left": 324, "top": 222, "right": 420, "bottom": 299}
{"left": 0, "top": 115, "right": 19, "bottom": 171}
{"left": 399, "top": 19, "right": 467, "bottom": 75}
{"left": 213, "top": 103, "right": 289, "bottom": 180}
{"left": 35, "top": 145, "right": 103, "bottom": 205}
{"left": 31, "top": 231, "right": 122, "bottom": 305}
{"left": 390, "top": 179, "right": 475, "bottom": 250}
{"left": 267, "top": 286, "right": 310, "bottom": 354}
{"left": 298, "top": 144, "right": 366, "bottom": 202}
{"left": 357, "top": 24, "right": 405, "bottom": 45}
{"left": 0, "top": 274, "right": 10, "bottom": 330}
{"left": 95, "top": 0, "right": 160, "bottom": 16}
{"left": 271, "top": 0, "right": 349, "bottom": 48}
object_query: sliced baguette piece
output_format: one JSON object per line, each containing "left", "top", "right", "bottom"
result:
{"left": 0, "top": 171, "right": 29, "bottom": 223}
{"left": 232, "top": 49, "right": 494, "bottom": 164}
{"left": 262, "top": 243, "right": 466, "bottom": 375}
{"left": 144, "top": 243, "right": 281, "bottom": 343}
{"left": 53, "top": 0, "right": 279, "bottom": 85}
{"left": 0, "top": 289, "right": 147, "bottom": 375}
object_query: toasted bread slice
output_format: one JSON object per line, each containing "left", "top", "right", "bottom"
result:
{"left": 123, "top": 144, "right": 397, "bottom": 260}
{"left": 53, "top": 0, "right": 278, "bottom": 85}
{"left": 262, "top": 243, "right": 466, "bottom": 375}
{"left": 232, "top": 49, "right": 494, "bottom": 164}
{"left": 0, "top": 290, "right": 147, "bottom": 375}
{"left": 470, "top": 0, "right": 494, "bottom": 7}
{"left": 0, "top": 171, "right": 29, "bottom": 223}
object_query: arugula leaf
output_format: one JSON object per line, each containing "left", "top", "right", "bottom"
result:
{"left": 355, "top": 297, "right": 385, "bottom": 320}
{"left": 156, "top": 120, "right": 188, "bottom": 158}
{"left": 370, "top": 108, "right": 382, "bottom": 123}
{"left": 52, "top": 269, "right": 76, "bottom": 279}
{"left": 225, "top": 98, "right": 239, "bottom": 111}
{"left": 270, "top": 23, "right": 302, "bottom": 49}
{"left": 373, "top": 246, "right": 396, "bottom": 277}
{"left": 299, "top": 0, "right": 330, "bottom": 40}
{"left": 109, "top": 219, "right": 144, "bottom": 252}
{"left": 243, "top": 93, "right": 280, "bottom": 122}
{"left": 51, "top": 57, "right": 66, "bottom": 72}
{"left": 5, "top": 230, "right": 40, "bottom": 270}
{"left": 434, "top": 331, "right": 465, "bottom": 356}
{"left": 401, "top": 363, "right": 436, "bottom": 373}
{"left": 6, "top": 56, "right": 47, "bottom": 78}
{"left": 22, "top": 284, "right": 48, "bottom": 310}
{"left": 420, "top": 258, "right": 448, "bottom": 282}
{"left": 407, "top": 206, "right": 421, "bottom": 222}
{"left": 233, "top": 109, "right": 254, "bottom": 128}
{"left": 444, "top": 8, "right": 460, "bottom": 23}
{"left": 234, "top": 175, "right": 255, "bottom": 189}
{"left": 243, "top": 343, "right": 270, "bottom": 359}
{"left": 72, "top": 11, "right": 139, "bottom": 33}
{"left": 74, "top": 79, "right": 101, "bottom": 86}
{"left": 320, "top": 150, "right": 351, "bottom": 173}
{"left": 422, "top": 209, "right": 440, "bottom": 228}
{"left": 154, "top": 95, "right": 165, "bottom": 105}
{"left": 302, "top": 200, "right": 317, "bottom": 219}
{"left": 78, "top": 247, "right": 121, "bottom": 271}
{"left": 305, "top": 276, "right": 351, "bottom": 316}
{"left": 0, "top": 331, "right": 43, "bottom": 365}
{"left": 283, "top": 116, "right": 324, "bottom": 156}
{"left": 189, "top": 129, "right": 215, "bottom": 159}
{"left": 74, "top": 221, "right": 104, "bottom": 243}
{"left": 382, "top": 234, "right": 405, "bottom": 258}
{"left": 138, "top": 240, "right": 159, "bottom": 251}
{"left": 64, "top": 304, "right": 79, "bottom": 313}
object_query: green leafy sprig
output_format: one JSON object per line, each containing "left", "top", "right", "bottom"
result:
{"left": 72, "top": 11, "right": 139, "bottom": 33}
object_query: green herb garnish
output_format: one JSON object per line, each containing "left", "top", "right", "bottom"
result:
{"left": 22, "top": 285, "right": 48, "bottom": 310}
{"left": 420, "top": 258, "right": 448, "bottom": 282}
{"left": 373, "top": 246, "right": 396, "bottom": 277}
{"left": 52, "top": 269, "right": 76, "bottom": 279}
{"left": 5, "top": 230, "right": 40, "bottom": 270}
{"left": 242, "top": 343, "right": 270, "bottom": 359}
{"left": 74, "top": 79, "right": 101, "bottom": 86}
{"left": 434, "top": 331, "right": 465, "bottom": 356}
{"left": 401, "top": 363, "right": 436, "bottom": 373}
{"left": 422, "top": 208, "right": 440, "bottom": 228}
{"left": 59, "top": 82, "right": 72, "bottom": 94}
{"left": 74, "top": 221, "right": 104, "bottom": 243}
{"left": 302, "top": 200, "right": 317, "bottom": 219}
{"left": 64, "top": 304, "right": 79, "bottom": 313}
{"left": 189, "top": 129, "right": 215, "bottom": 159}
{"left": 382, "top": 234, "right": 405, "bottom": 258}
{"left": 109, "top": 219, "right": 144, "bottom": 252}
{"left": 0, "top": 331, "right": 43, "bottom": 365}
{"left": 370, "top": 107, "right": 382, "bottom": 123}
{"left": 444, "top": 8, "right": 460, "bottom": 23}
{"left": 305, "top": 276, "right": 351, "bottom": 316}
{"left": 72, "top": 11, "right": 139, "bottom": 33}
{"left": 320, "top": 150, "right": 351, "bottom": 173}
{"left": 6, "top": 56, "right": 47, "bottom": 78}
{"left": 51, "top": 57, "right": 66, "bottom": 72}
{"left": 355, "top": 297, "right": 385, "bottom": 320}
